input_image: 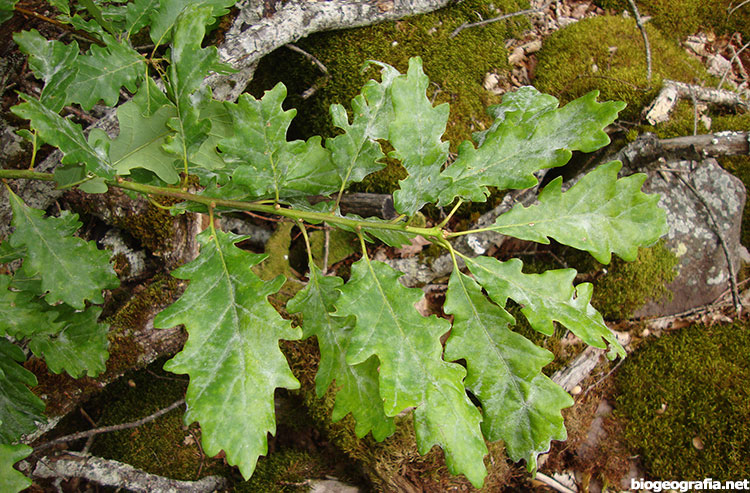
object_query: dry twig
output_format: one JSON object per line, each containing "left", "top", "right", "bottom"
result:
{"left": 450, "top": 0, "right": 552, "bottom": 38}
{"left": 627, "top": 0, "right": 652, "bottom": 83}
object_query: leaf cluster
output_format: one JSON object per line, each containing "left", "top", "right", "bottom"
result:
{"left": 0, "top": 1, "right": 668, "bottom": 489}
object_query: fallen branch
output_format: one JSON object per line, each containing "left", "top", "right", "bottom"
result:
{"left": 718, "top": 39, "right": 750, "bottom": 90}
{"left": 627, "top": 0, "right": 652, "bottom": 83}
{"left": 449, "top": 0, "right": 552, "bottom": 38}
{"left": 644, "top": 79, "right": 749, "bottom": 124}
{"left": 35, "top": 399, "right": 186, "bottom": 452}
{"left": 535, "top": 472, "right": 578, "bottom": 493}
{"left": 33, "top": 452, "right": 228, "bottom": 493}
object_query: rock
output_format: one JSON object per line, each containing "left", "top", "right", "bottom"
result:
{"left": 634, "top": 158, "right": 746, "bottom": 317}
{"left": 309, "top": 479, "right": 363, "bottom": 492}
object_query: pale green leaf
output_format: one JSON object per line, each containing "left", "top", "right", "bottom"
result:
{"left": 191, "top": 100, "right": 232, "bottom": 172}
{"left": 220, "top": 85, "right": 340, "bottom": 200}
{"left": 109, "top": 99, "right": 180, "bottom": 183}
{"left": 466, "top": 256, "right": 625, "bottom": 359}
{"left": 12, "top": 29, "right": 78, "bottom": 112}
{"left": 48, "top": 0, "right": 70, "bottom": 15}
{"left": 29, "top": 306, "right": 109, "bottom": 378}
{"left": 288, "top": 265, "right": 395, "bottom": 441}
{"left": 0, "top": 275, "right": 57, "bottom": 339}
{"left": 444, "top": 270, "right": 573, "bottom": 471}
{"left": 335, "top": 258, "right": 487, "bottom": 487}
{"left": 8, "top": 191, "right": 119, "bottom": 309}
{"left": 0, "top": 444, "right": 32, "bottom": 493}
{"left": 489, "top": 161, "right": 668, "bottom": 264}
{"left": 154, "top": 229, "right": 301, "bottom": 479}
{"left": 148, "top": 0, "right": 235, "bottom": 46}
{"left": 11, "top": 96, "right": 116, "bottom": 179}
{"left": 332, "top": 213, "right": 414, "bottom": 248}
{"left": 325, "top": 62, "right": 400, "bottom": 188}
{"left": 67, "top": 34, "right": 145, "bottom": 110}
{"left": 439, "top": 88, "right": 626, "bottom": 204}
{"left": 0, "top": 339, "right": 45, "bottom": 444}
{"left": 388, "top": 57, "right": 451, "bottom": 215}
{"left": 131, "top": 76, "right": 172, "bottom": 117}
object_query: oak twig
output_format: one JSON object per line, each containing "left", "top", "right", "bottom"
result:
{"left": 627, "top": 0, "right": 652, "bottom": 83}
{"left": 450, "top": 1, "right": 552, "bottom": 38}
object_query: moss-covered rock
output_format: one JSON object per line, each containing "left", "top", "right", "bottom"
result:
{"left": 614, "top": 321, "right": 750, "bottom": 479}
{"left": 594, "top": 0, "right": 750, "bottom": 41}
{"left": 249, "top": 0, "right": 529, "bottom": 195}
{"left": 534, "top": 16, "right": 711, "bottom": 120}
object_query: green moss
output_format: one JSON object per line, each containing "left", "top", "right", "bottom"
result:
{"left": 534, "top": 16, "right": 711, "bottom": 120}
{"left": 308, "top": 228, "right": 357, "bottom": 271}
{"left": 234, "top": 449, "right": 329, "bottom": 492}
{"left": 106, "top": 274, "right": 180, "bottom": 330}
{"left": 88, "top": 359, "right": 228, "bottom": 481}
{"left": 614, "top": 321, "right": 750, "bottom": 479}
{"left": 594, "top": 0, "right": 750, "bottom": 41}
{"left": 249, "top": 0, "right": 529, "bottom": 194}
{"left": 590, "top": 240, "right": 679, "bottom": 320}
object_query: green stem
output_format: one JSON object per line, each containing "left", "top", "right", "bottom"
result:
{"left": 437, "top": 199, "right": 463, "bottom": 229}
{"left": 0, "top": 169, "right": 446, "bottom": 240}
{"left": 297, "top": 219, "right": 315, "bottom": 266}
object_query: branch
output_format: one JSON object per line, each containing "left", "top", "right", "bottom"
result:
{"left": 35, "top": 399, "right": 186, "bottom": 452}
{"left": 449, "top": 1, "right": 552, "bottom": 38}
{"left": 627, "top": 0, "right": 652, "bottom": 83}
{"left": 33, "top": 452, "right": 228, "bottom": 493}
{"left": 645, "top": 79, "right": 749, "bottom": 124}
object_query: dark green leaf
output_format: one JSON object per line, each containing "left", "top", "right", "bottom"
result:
{"left": 0, "top": 0, "right": 18, "bottom": 24}
{"left": 8, "top": 191, "right": 119, "bottom": 309}
{"left": 0, "top": 275, "right": 57, "bottom": 339}
{"left": 148, "top": 0, "right": 235, "bottom": 46}
{"left": 125, "top": 0, "right": 159, "bottom": 36}
{"left": 0, "top": 339, "right": 45, "bottom": 444}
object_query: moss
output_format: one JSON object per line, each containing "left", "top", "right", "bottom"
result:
{"left": 234, "top": 449, "right": 330, "bottom": 492}
{"left": 88, "top": 359, "right": 228, "bottom": 481}
{"left": 308, "top": 228, "right": 357, "bottom": 271}
{"left": 614, "top": 321, "right": 750, "bottom": 479}
{"left": 534, "top": 16, "right": 711, "bottom": 121}
{"left": 249, "top": 0, "right": 529, "bottom": 195}
{"left": 589, "top": 240, "right": 680, "bottom": 321}
{"left": 114, "top": 201, "right": 177, "bottom": 254}
{"left": 594, "top": 0, "right": 750, "bottom": 41}
{"left": 106, "top": 274, "right": 180, "bottom": 330}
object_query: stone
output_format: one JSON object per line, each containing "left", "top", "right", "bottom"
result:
{"left": 634, "top": 158, "right": 746, "bottom": 317}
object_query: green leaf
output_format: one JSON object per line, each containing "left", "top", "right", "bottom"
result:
{"left": 325, "top": 62, "right": 400, "bottom": 189}
{"left": 163, "top": 5, "right": 231, "bottom": 171}
{"left": 0, "top": 444, "right": 32, "bottom": 493}
{"left": 0, "top": 339, "right": 45, "bottom": 444}
{"left": 334, "top": 214, "right": 414, "bottom": 248}
{"left": 48, "top": 0, "right": 69, "bottom": 15}
{"left": 335, "top": 258, "right": 487, "bottom": 487}
{"left": 132, "top": 76, "right": 172, "bottom": 117}
{"left": 466, "top": 256, "right": 625, "bottom": 359}
{"left": 154, "top": 229, "right": 301, "bottom": 479}
{"left": 388, "top": 57, "right": 451, "bottom": 215}
{"left": 11, "top": 96, "right": 115, "bottom": 179}
{"left": 109, "top": 99, "right": 181, "bottom": 184}
{"left": 149, "top": 0, "right": 235, "bottom": 46}
{"left": 439, "top": 88, "right": 626, "bottom": 204}
{"left": 288, "top": 265, "right": 395, "bottom": 441}
{"left": 0, "top": 0, "right": 17, "bottom": 24}
{"left": 0, "top": 275, "right": 57, "bottom": 338}
{"left": 8, "top": 191, "right": 119, "bottom": 309}
{"left": 489, "top": 161, "right": 668, "bottom": 264}
{"left": 443, "top": 270, "right": 573, "bottom": 471}
{"left": 125, "top": 0, "right": 159, "bottom": 36}
{"left": 67, "top": 34, "right": 144, "bottom": 110}
{"left": 29, "top": 306, "right": 109, "bottom": 378}
{"left": 219, "top": 85, "right": 340, "bottom": 200}
{"left": 12, "top": 30, "right": 78, "bottom": 112}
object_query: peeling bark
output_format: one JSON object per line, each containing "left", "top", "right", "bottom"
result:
{"left": 644, "top": 79, "right": 749, "bottom": 125}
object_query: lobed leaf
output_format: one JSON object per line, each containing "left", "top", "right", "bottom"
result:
{"left": 29, "top": 306, "right": 109, "bottom": 378}
{"left": 0, "top": 339, "right": 45, "bottom": 444}
{"left": 466, "top": 256, "right": 625, "bottom": 358}
{"left": 7, "top": 191, "right": 119, "bottom": 310}
{"left": 439, "top": 88, "right": 626, "bottom": 205}
{"left": 67, "top": 34, "right": 145, "bottom": 111}
{"left": 288, "top": 265, "right": 395, "bottom": 441}
{"left": 154, "top": 229, "right": 301, "bottom": 479}
{"left": 489, "top": 161, "right": 668, "bottom": 264}
{"left": 124, "top": 0, "right": 159, "bottom": 36}
{"left": 335, "top": 258, "right": 487, "bottom": 487}
{"left": 0, "top": 275, "right": 57, "bottom": 339}
{"left": 13, "top": 30, "right": 78, "bottom": 112}
{"left": 0, "top": 444, "right": 32, "bottom": 493}
{"left": 444, "top": 270, "right": 573, "bottom": 471}
{"left": 388, "top": 57, "right": 451, "bottom": 215}
{"left": 149, "top": 0, "right": 235, "bottom": 46}
{"left": 325, "top": 61, "right": 400, "bottom": 189}
{"left": 219, "top": 84, "right": 340, "bottom": 200}
{"left": 1, "top": 0, "right": 18, "bottom": 24}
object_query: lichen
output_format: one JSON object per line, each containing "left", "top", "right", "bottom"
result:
{"left": 534, "top": 16, "right": 711, "bottom": 120}
{"left": 614, "top": 321, "right": 750, "bottom": 479}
